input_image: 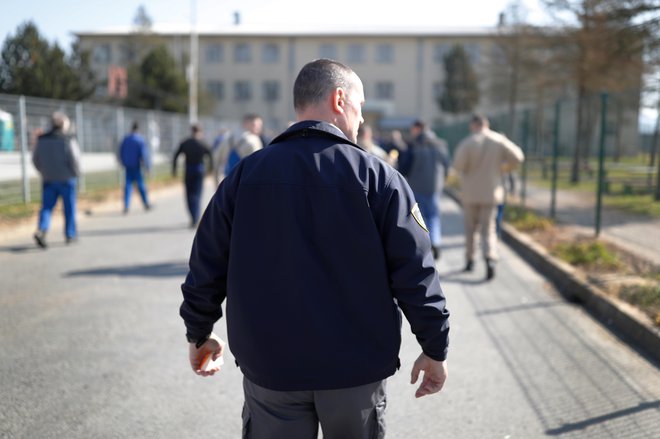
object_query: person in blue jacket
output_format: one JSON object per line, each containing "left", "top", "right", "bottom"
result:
{"left": 179, "top": 59, "right": 450, "bottom": 438}
{"left": 119, "top": 121, "right": 151, "bottom": 214}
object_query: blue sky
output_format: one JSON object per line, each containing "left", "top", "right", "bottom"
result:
{"left": 2, "top": 0, "right": 549, "bottom": 49}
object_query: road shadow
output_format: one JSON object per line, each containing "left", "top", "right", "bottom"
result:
{"left": 0, "top": 242, "right": 67, "bottom": 254}
{"left": 436, "top": 267, "right": 489, "bottom": 285}
{"left": 78, "top": 224, "right": 190, "bottom": 238}
{"left": 65, "top": 261, "right": 189, "bottom": 278}
{"left": 545, "top": 400, "right": 660, "bottom": 436}
{"left": 476, "top": 301, "right": 568, "bottom": 317}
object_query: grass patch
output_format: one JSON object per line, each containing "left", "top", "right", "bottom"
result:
{"left": 618, "top": 283, "right": 660, "bottom": 326}
{"left": 604, "top": 194, "right": 660, "bottom": 218}
{"left": 504, "top": 205, "right": 554, "bottom": 232}
{"left": 0, "top": 164, "right": 178, "bottom": 224}
{"left": 552, "top": 240, "right": 622, "bottom": 271}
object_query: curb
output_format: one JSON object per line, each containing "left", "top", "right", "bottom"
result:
{"left": 444, "top": 187, "right": 660, "bottom": 365}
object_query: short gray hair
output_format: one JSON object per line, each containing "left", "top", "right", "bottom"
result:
{"left": 51, "top": 111, "right": 70, "bottom": 133}
{"left": 293, "top": 59, "right": 355, "bottom": 112}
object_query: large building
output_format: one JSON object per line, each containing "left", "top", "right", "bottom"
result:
{"left": 75, "top": 24, "right": 513, "bottom": 133}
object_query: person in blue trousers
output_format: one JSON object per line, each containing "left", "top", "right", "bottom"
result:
{"left": 398, "top": 120, "right": 451, "bottom": 260}
{"left": 119, "top": 121, "right": 151, "bottom": 214}
{"left": 173, "top": 124, "right": 213, "bottom": 228}
{"left": 32, "top": 112, "right": 82, "bottom": 248}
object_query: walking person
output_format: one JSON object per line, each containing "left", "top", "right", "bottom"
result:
{"left": 172, "top": 124, "right": 213, "bottom": 228}
{"left": 452, "top": 114, "right": 525, "bottom": 280}
{"left": 32, "top": 112, "right": 81, "bottom": 248}
{"left": 118, "top": 121, "right": 151, "bottom": 214}
{"left": 398, "top": 120, "right": 450, "bottom": 260}
{"left": 213, "top": 113, "right": 263, "bottom": 182}
{"left": 180, "top": 59, "right": 450, "bottom": 438}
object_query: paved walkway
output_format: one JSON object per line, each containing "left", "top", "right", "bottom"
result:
{"left": 521, "top": 183, "right": 660, "bottom": 264}
{"left": 0, "top": 185, "right": 658, "bottom": 438}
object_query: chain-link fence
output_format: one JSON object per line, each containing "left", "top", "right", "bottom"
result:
{"left": 436, "top": 88, "right": 660, "bottom": 238}
{"left": 0, "top": 93, "right": 226, "bottom": 206}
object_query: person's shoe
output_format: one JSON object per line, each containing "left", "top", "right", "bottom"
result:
{"left": 33, "top": 231, "right": 47, "bottom": 249}
{"left": 144, "top": 203, "right": 152, "bottom": 211}
{"left": 432, "top": 246, "right": 441, "bottom": 260}
{"left": 123, "top": 207, "right": 129, "bottom": 215}
{"left": 66, "top": 236, "right": 78, "bottom": 245}
{"left": 486, "top": 259, "right": 495, "bottom": 280}
{"left": 464, "top": 260, "right": 473, "bottom": 272}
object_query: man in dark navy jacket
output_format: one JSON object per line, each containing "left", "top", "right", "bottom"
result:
{"left": 180, "top": 59, "right": 450, "bottom": 438}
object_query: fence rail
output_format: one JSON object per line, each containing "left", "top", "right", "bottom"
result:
{"left": 0, "top": 94, "right": 226, "bottom": 206}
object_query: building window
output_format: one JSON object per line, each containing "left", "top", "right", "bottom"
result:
{"left": 263, "top": 81, "right": 280, "bottom": 102}
{"left": 434, "top": 43, "right": 451, "bottom": 63}
{"left": 375, "top": 44, "right": 394, "bottom": 64}
{"left": 465, "top": 43, "right": 481, "bottom": 63}
{"left": 235, "top": 81, "right": 252, "bottom": 101}
{"left": 375, "top": 82, "right": 394, "bottom": 100}
{"left": 93, "top": 44, "right": 112, "bottom": 64}
{"left": 234, "top": 43, "right": 252, "bottom": 63}
{"left": 262, "top": 44, "right": 280, "bottom": 63}
{"left": 319, "top": 43, "right": 337, "bottom": 59}
{"left": 207, "top": 80, "right": 224, "bottom": 100}
{"left": 205, "top": 44, "right": 224, "bottom": 63}
{"left": 347, "top": 44, "right": 365, "bottom": 63}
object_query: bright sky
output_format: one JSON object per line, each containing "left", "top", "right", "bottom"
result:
{"left": 3, "top": 0, "right": 549, "bottom": 48}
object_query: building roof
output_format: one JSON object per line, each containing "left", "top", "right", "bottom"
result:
{"left": 73, "top": 23, "right": 496, "bottom": 38}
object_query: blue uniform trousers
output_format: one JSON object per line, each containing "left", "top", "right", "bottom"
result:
{"left": 414, "top": 192, "right": 441, "bottom": 247}
{"left": 124, "top": 166, "right": 150, "bottom": 210}
{"left": 38, "top": 179, "right": 77, "bottom": 239}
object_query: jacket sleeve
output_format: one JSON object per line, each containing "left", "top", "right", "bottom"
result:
{"left": 376, "top": 172, "right": 450, "bottom": 361}
{"left": 452, "top": 140, "right": 468, "bottom": 174}
{"left": 501, "top": 137, "right": 525, "bottom": 169}
{"left": 172, "top": 144, "right": 183, "bottom": 175}
{"left": 179, "top": 173, "right": 237, "bottom": 339}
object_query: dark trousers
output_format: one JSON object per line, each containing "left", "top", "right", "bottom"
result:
{"left": 38, "top": 179, "right": 77, "bottom": 238}
{"left": 123, "top": 166, "right": 149, "bottom": 210}
{"left": 185, "top": 166, "right": 204, "bottom": 224}
{"left": 241, "top": 377, "right": 386, "bottom": 439}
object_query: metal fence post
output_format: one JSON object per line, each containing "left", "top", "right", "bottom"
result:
{"left": 18, "top": 95, "right": 30, "bottom": 203}
{"left": 116, "top": 107, "right": 124, "bottom": 186}
{"left": 521, "top": 109, "right": 530, "bottom": 207}
{"left": 75, "top": 102, "right": 86, "bottom": 193}
{"left": 550, "top": 100, "right": 560, "bottom": 219}
{"left": 595, "top": 92, "right": 608, "bottom": 237}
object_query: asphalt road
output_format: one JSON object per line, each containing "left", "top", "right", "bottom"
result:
{"left": 1, "top": 181, "right": 658, "bottom": 438}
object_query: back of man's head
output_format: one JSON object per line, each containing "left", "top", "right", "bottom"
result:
{"left": 470, "top": 113, "right": 489, "bottom": 132}
{"left": 131, "top": 121, "right": 139, "bottom": 132}
{"left": 191, "top": 123, "right": 202, "bottom": 136}
{"left": 51, "top": 111, "right": 70, "bottom": 133}
{"left": 293, "top": 59, "right": 354, "bottom": 112}
{"left": 242, "top": 113, "right": 263, "bottom": 134}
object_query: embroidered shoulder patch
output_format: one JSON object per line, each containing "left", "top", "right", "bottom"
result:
{"left": 411, "top": 203, "right": 429, "bottom": 232}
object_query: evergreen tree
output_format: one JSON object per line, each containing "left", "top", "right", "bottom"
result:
{"left": 125, "top": 45, "right": 187, "bottom": 112}
{"left": 439, "top": 45, "right": 480, "bottom": 114}
{"left": 0, "top": 21, "right": 95, "bottom": 100}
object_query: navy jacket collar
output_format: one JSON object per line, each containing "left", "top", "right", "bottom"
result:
{"left": 271, "top": 120, "right": 363, "bottom": 151}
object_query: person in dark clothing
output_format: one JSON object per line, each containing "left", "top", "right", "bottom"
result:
{"left": 172, "top": 124, "right": 213, "bottom": 227}
{"left": 32, "top": 111, "right": 81, "bottom": 248}
{"left": 118, "top": 121, "right": 151, "bottom": 213}
{"left": 179, "top": 59, "right": 450, "bottom": 438}
{"left": 398, "top": 120, "right": 450, "bottom": 260}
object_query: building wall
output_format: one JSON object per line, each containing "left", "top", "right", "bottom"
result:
{"left": 76, "top": 30, "right": 518, "bottom": 132}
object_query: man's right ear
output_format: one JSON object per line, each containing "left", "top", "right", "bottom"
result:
{"left": 332, "top": 88, "right": 345, "bottom": 114}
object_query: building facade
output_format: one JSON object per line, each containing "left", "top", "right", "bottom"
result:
{"left": 75, "top": 25, "right": 506, "bottom": 133}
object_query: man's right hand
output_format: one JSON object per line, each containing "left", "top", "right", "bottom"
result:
{"left": 188, "top": 332, "right": 225, "bottom": 377}
{"left": 410, "top": 353, "right": 447, "bottom": 398}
